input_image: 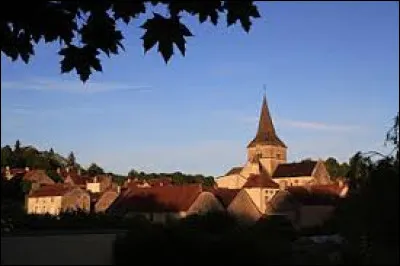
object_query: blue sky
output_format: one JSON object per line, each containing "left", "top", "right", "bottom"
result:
{"left": 1, "top": 2, "right": 399, "bottom": 176}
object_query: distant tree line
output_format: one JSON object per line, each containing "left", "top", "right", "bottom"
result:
{"left": 1, "top": 140, "right": 215, "bottom": 186}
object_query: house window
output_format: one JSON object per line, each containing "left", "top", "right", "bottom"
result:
{"left": 276, "top": 153, "right": 281, "bottom": 159}
{"left": 294, "top": 179, "right": 298, "bottom": 184}
{"left": 51, "top": 197, "right": 54, "bottom": 203}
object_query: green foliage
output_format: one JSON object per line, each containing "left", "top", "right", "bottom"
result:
{"left": 21, "top": 180, "right": 32, "bottom": 194}
{"left": 325, "top": 157, "right": 350, "bottom": 179}
{"left": 333, "top": 115, "right": 400, "bottom": 264}
{"left": 2, "top": 1, "right": 261, "bottom": 82}
{"left": 1, "top": 145, "right": 13, "bottom": 167}
{"left": 67, "top": 152, "right": 76, "bottom": 167}
{"left": 127, "top": 169, "right": 138, "bottom": 177}
{"left": 113, "top": 212, "right": 295, "bottom": 265}
{"left": 87, "top": 163, "right": 104, "bottom": 177}
{"left": 46, "top": 169, "right": 63, "bottom": 183}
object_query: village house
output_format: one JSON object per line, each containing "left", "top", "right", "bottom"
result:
{"left": 90, "top": 185, "right": 121, "bottom": 213}
{"left": 63, "top": 172, "right": 88, "bottom": 188}
{"left": 86, "top": 174, "right": 112, "bottom": 193}
{"left": 26, "top": 184, "right": 90, "bottom": 215}
{"left": 265, "top": 183, "right": 348, "bottom": 229}
{"left": 1, "top": 166, "right": 30, "bottom": 180}
{"left": 22, "top": 169, "right": 55, "bottom": 191}
{"left": 108, "top": 184, "right": 224, "bottom": 224}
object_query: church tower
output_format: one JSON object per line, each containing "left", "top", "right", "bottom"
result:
{"left": 247, "top": 94, "right": 287, "bottom": 175}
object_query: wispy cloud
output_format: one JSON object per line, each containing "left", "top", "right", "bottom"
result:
{"left": 217, "top": 109, "right": 360, "bottom": 132}
{"left": 1, "top": 77, "right": 152, "bottom": 94}
{"left": 6, "top": 105, "right": 105, "bottom": 118}
{"left": 277, "top": 119, "right": 361, "bottom": 132}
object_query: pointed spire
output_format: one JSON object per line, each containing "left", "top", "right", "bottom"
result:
{"left": 247, "top": 91, "right": 286, "bottom": 148}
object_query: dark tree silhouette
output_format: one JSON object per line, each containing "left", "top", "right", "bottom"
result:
{"left": 87, "top": 163, "right": 105, "bottom": 177}
{"left": 1, "top": 1, "right": 261, "bottom": 82}
{"left": 67, "top": 152, "right": 76, "bottom": 167}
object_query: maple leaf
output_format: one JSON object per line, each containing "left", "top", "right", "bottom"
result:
{"left": 59, "top": 45, "right": 102, "bottom": 82}
{"left": 140, "top": 13, "right": 193, "bottom": 63}
{"left": 224, "top": 1, "right": 261, "bottom": 32}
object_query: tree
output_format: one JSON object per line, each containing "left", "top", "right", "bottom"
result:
{"left": 1, "top": 146, "right": 14, "bottom": 167}
{"left": 49, "top": 148, "right": 55, "bottom": 157}
{"left": 13, "top": 140, "right": 25, "bottom": 168}
{"left": 14, "top": 140, "right": 21, "bottom": 153}
{"left": 87, "top": 163, "right": 104, "bottom": 177}
{"left": 325, "top": 157, "right": 340, "bottom": 177}
{"left": 385, "top": 112, "right": 399, "bottom": 160}
{"left": 1, "top": 1, "right": 261, "bottom": 82}
{"left": 46, "top": 169, "right": 63, "bottom": 183}
{"left": 67, "top": 152, "right": 76, "bottom": 167}
{"left": 128, "top": 169, "right": 138, "bottom": 177}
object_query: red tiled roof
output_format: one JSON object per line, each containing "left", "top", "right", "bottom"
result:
{"left": 243, "top": 173, "right": 280, "bottom": 188}
{"left": 65, "top": 173, "right": 87, "bottom": 185}
{"left": 28, "top": 184, "right": 75, "bottom": 197}
{"left": 23, "top": 170, "right": 54, "bottom": 184}
{"left": 112, "top": 184, "right": 203, "bottom": 212}
{"left": 205, "top": 187, "right": 240, "bottom": 207}
{"left": 272, "top": 161, "right": 317, "bottom": 178}
{"left": 225, "top": 167, "right": 243, "bottom": 176}
{"left": 11, "top": 168, "right": 28, "bottom": 175}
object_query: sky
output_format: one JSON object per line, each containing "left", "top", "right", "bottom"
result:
{"left": 1, "top": 2, "right": 399, "bottom": 176}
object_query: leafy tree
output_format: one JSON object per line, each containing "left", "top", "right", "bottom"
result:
{"left": 202, "top": 176, "right": 216, "bottom": 187}
{"left": 67, "top": 152, "right": 76, "bottom": 167}
{"left": 14, "top": 140, "right": 21, "bottom": 153}
{"left": 87, "top": 163, "right": 104, "bottom": 177}
{"left": 46, "top": 169, "right": 63, "bottom": 183}
{"left": 325, "top": 157, "right": 340, "bottom": 177}
{"left": 2, "top": 1, "right": 261, "bottom": 82}
{"left": 128, "top": 169, "right": 138, "bottom": 177}
{"left": 21, "top": 180, "right": 32, "bottom": 194}
{"left": 13, "top": 140, "right": 25, "bottom": 168}
{"left": 1, "top": 145, "right": 14, "bottom": 167}
{"left": 385, "top": 112, "right": 399, "bottom": 160}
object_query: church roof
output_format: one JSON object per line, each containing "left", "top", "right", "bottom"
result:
{"left": 243, "top": 168, "right": 280, "bottom": 188}
{"left": 247, "top": 95, "right": 286, "bottom": 148}
{"left": 224, "top": 167, "right": 243, "bottom": 176}
{"left": 204, "top": 187, "right": 240, "bottom": 207}
{"left": 272, "top": 161, "right": 317, "bottom": 178}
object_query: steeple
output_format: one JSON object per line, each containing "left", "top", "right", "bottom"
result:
{"left": 247, "top": 93, "right": 286, "bottom": 148}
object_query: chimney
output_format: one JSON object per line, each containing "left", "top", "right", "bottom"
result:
{"left": 66, "top": 167, "right": 70, "bottom": 173}
{"left": 77, "top": 168, "right": 81, "bottom": 176}
{"left": 25, "top": 167, "right": 30, "bottom": 172}
{"left": 279, "top": 181, "right": 287, "bottom": 191}
{"left": 56, "top": 168, "right": 61, "bottom": 174}
{"left": 94, "top": 176, "right": 97, "bottom": 183}
{"left": 338, "top": 179, "right": 344, "bottom": 188}
{"left": 128, "top": 179, "right": 131, "bottom": 183}
{"left": 6, "top": 166, "right": 10, "bottom": 171}
{"left": 117, "top": 185, "right": 121, "bottom": 194}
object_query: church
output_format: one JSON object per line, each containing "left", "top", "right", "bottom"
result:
{"left": 216, "top": 94, "right": 348, "bottom": 227}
